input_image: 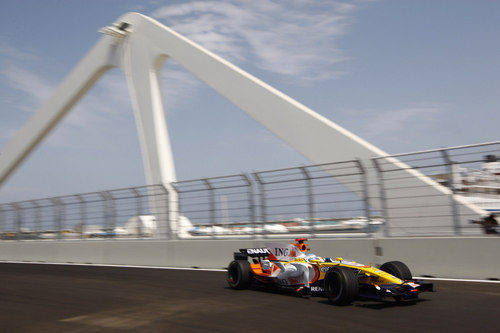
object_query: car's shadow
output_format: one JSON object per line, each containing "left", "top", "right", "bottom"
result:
{"left": 225, "top": 284, "right": 430, "bottom": 309}
{"left": 315, "top": 298, "right": 429, "bottom": 309}
{"left": 356, "top": 298, "right": 429, "bottom": 309}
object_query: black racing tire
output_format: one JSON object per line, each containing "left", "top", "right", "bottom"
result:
{"left": 380, "top": 261, "right": 412, "bottom": 280}
{"left": 227, "top": 260, "right": 252, "bottom": 289}
{"left": 324, "top": 267, "right": 359, "bottom": 305}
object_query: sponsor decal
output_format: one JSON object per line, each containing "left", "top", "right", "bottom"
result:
{"left": 320, "top": 267, "right": 333, "bottom": 273}
{"left": 265, "top": 243, "right": 300, "bottom": 260}
{"left": 274, "top": 247, "right": 290, "bottom": 257}
{"left": 407, "top": 282, "right": 420, "bottom": 288}
{"left": 311, "top": 286, "right": 324, "bottom": 292}
{"left": 246, "top": 248, "right": 271, "bottom": 255}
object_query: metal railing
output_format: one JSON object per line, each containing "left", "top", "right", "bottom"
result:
{"left": 0, "top": 141, "right": 498, "bottom": 240}
{"left": 0, "top": 185, "right": 169, "bottom": 240}
{"left": 372, "top": 141, "right": 500, "bottom": 236}
{"left": 172, "top": 174, "right": 255, "bottom": 238}
{"left": 252, "top": 160, "right": 379, "bottom": 237}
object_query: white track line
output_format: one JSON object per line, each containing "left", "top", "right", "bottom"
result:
{"left": 413, "top": 276, "right": 500, "bottom": 284}
{"left": 0, "top": 260, "right": 225, "bottom": 272}
{"left": 1, "top": 260, "right": 499, "bottom": 283}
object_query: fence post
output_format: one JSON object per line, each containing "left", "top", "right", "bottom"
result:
{"left": 51, "top": 198, "right": 62, "bottom": 239}
{"left": 31, "top": 200, "right": 41, "bottom": 237}
{"left": 0, "top": 205, "right": 4, "bottom": 234}
{"left": 60, "top": 198, "right": 67, "bottom": 237}
{"left": 12, "top": 203, "right": 21, "bottom": 240}
{"left": 253, "top": 172, "right": 266, "bottom": 237}
{"left": 241, "top": 174, "right": 257, "bottom": 239}
{"left": 105, "top": 191, "right": 116, "bottom": 235}
{"left": 372, "top": 158, "right": 390, "bottom": 237}
{"left": 356, "top": 159, "right": 372, "bottom": 237}
{"left": 98, "top": 192, "right": 107, "bottom": 235}
{"left": 203, "top": 179, "right": 216, "bottom": 236}
{"left": 441, "top": 149, "right": 462, "bottom": 235}
{"left": 76, "top": 195, "right": 86, "bottom": 239}
{"left": 158, "top": 185, "right": 171, "bottom": 240}
{"left": 130, "top": 188, "right": 143, "bottom": 237}
{"left": 170, "top": 183, "right": 180, "bottom": 240}
{"left": 299, "top": 167, "right": 315, "bottom": 235}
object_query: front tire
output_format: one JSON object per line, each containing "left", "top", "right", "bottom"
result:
{"left": 227, "top": 260, "right": 252, "bottom": 289}
{"left": 380, "top": 261, "right": 412, "bottom": 280}
{"left": 324, "top": 267, "right": 359, "bottom": 305}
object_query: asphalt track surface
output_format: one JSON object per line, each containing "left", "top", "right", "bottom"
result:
{"left": 1, "top": 263, "right": 499, "bottom": 332}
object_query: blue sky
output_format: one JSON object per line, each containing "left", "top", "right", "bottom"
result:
{"left": 0, "top": 0, "right": 499, "bottom": 202}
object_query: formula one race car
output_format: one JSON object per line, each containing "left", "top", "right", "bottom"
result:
{"left": 227, "top": 238, "right": 433, "bottom": 305}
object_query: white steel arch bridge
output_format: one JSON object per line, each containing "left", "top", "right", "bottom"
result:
{"left": 0, "top": 13, "right": 486, "bottom": 236}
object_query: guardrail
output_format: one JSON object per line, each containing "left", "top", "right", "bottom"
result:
{"left": 0, "top": 141, "right": 498, "bottom": 240}
{"left": 0, "top": 185, "right": 169, "bottom": 240}
{"left": 372, "top": 141, "right": 500, "bottom": 236}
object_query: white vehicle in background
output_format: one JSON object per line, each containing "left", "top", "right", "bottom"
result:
{"left": 123, "top": 215, "right": 157, "bottom": 237}
{"left": 452, "top": 155, "right": 500, "bottom": 214}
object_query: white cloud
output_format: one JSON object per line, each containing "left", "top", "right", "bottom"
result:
{"left": 0, "top": 1, "right": 369, "bottom": 151}
{"left": 161, "top": 62, "right": 201, "bottom": 111}
{"left": 0, "top": 51, "right": 199, "bottom": 150}
{"left": 1, "top": 0, "right": 370, "bottom": 147}
{"left": 0, "top": 59, "right": 133, "bottom": 147}
{"left": 0, "top": 65, "right": 53, "bottom": 107}
{"left": 0, "top": 42, "right": 39, "bottom": 62}
{"left": 352, "top": 105, "right": 443, "bottom": 136}
{"left": 151, "top": 0, "right": 364, "bottom": 83}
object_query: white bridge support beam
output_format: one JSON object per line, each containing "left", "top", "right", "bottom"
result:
{"left": 0, "top": 13, "right": 484, "bottom": 235}
{"left": 123, "top": 39, "right": 175, "bottom": 186}
{"left": 122, "top": 36, "right": 178, "bottom": 236}
{"left": 0, "top": 37, "right": 115, "bottom": 186}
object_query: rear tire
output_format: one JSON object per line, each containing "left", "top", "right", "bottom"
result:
{"left": 380, "top": 261, "right": 412, "bottom": 280}
{"left": 324, "top": 267, "right": 359, "bottom": 305}
{"left": 227, "top": 260, "right": 252, "bottom": 289}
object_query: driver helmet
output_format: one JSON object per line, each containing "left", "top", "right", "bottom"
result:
{"left": 305, "top": 253, "right": 322, "bottom": 262}
{"left": 293, "top": 238, "right": 309, "bottom": 252}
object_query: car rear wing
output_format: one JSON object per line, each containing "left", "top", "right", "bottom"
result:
{"left": 234, "top": 248, "right": 271, "bottom": 260}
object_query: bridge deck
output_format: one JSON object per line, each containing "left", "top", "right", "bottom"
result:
{"left": 0, "top": 263, "right": 499, "bottom": 332}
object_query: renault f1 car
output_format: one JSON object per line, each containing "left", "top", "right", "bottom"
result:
{"left": 227, "top": 238, "right": 433, "bottom": 305}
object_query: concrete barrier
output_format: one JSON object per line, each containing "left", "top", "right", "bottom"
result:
{"left": 377, "top": 237, "right": 500, "bottom": 280}
{"left": 0, "top": 237, "right": 498, "bottom": 279}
